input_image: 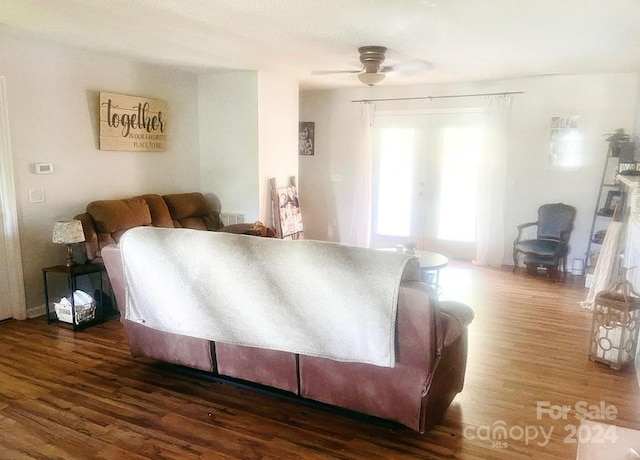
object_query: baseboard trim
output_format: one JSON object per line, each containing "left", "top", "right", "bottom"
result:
{"left": 27, "top": 304, "right": 45, "bottom": 319}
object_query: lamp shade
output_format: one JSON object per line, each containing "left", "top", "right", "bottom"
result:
{"left": 358, "top": 72, "right": 385, "bottom": 86}
{"left": 52, "top": 220, "right": 85, "bottom": 244}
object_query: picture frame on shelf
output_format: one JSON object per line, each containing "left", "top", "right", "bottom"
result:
{"left": 604, "top": 190, "right": 622, "bottom": 215}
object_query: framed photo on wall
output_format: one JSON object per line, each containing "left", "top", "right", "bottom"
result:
{"left": 548, "top": 115, "right": 581, "bottom": 170}
{"left": 299, "top": 122, "right": 315, "bottom": 156}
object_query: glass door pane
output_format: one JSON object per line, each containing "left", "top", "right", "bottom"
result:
{"left": 437, "top": 124, "right": 482, "bottom": 242}
{"left": 370, "top": 115, "right": 421, "bottom": 249}
{"left": 421, "top": 112, "right": 483, "bottom": 259}
{"left": 376, "top": 127, "right": 414, "bottom": 237}
{"left": 371, "top": 110, "right": 484, "bottom": 259}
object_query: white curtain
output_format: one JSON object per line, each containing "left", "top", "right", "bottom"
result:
{"left": 474, "top": 95, "right": 512, "bottom": 267}
{"left": 348, "top": 102, "right": 375, "bottom": 247}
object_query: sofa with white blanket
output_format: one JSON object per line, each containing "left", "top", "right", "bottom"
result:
{"left": 102, "top": 227, "right": 474, "bottom": 433}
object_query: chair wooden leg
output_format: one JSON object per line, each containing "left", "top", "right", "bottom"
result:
{"left": 512, "top": 249, "right": 518, "bottom": 273}
{"left": 525, "top": 263, "right": 537, "bottom": 275}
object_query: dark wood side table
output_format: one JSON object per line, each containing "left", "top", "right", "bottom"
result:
{"left": 379, "top": 248, "right": 449, "bottom": 289}
{"left": 42, "top": 263, "right": 113, "bottom": 331}
{"left": 413, "top": 250, "right": 449, "bottom": 288}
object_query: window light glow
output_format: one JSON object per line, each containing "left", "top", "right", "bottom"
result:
{"left": 437, "top": 126, "right": 482, "bottom": 241}
{"left": 376, "top": 128, "right": 414, "bottom": 236}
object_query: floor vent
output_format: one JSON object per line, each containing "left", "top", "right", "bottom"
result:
{"left": 220, "top": 213, "right": 245, "bottom": 226}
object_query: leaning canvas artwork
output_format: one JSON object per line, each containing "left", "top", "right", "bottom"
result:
{"left": 277, "top": 186, "right": 304, "bottom": 239}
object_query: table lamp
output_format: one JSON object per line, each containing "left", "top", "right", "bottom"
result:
{"left": 52, "top": 220, "right": 85, "bottom": 267}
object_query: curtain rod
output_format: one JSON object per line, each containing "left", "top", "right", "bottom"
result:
{"left": 351, "top": 91, "right": 524, "bottom": 103}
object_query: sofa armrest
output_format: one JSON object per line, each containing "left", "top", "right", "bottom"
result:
{"left": 74, "top": 212, "right": 100, "bottom": 263}
{"left": 102, "top": 244, "right": 125, "bottom": 315}
{"left": 217, "top": 223, "right": 256, "bottom": 234}
{"left": 218, "top": 222, "right": 277, "bottom": 237}
{"left": 438, "top": 301, "right": 474, "bottom": 347}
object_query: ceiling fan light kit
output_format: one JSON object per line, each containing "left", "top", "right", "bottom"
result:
{"left": 358, "top": 72, "right": 386, "bottom": 86}
{"left": 315, "top": 45, "right": 431, "bottom": 86}
{"left": 358, "top": 46, "right": 387, "bottom": 70}
{"left": 357, "top": 45, "right": 387, "bottom": 86}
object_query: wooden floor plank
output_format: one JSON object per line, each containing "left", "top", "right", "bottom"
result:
{"left": 1, "top": 262, "right": 639, "bottom": 458}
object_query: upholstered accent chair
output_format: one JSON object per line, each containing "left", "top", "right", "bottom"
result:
{"left": 512, "top": 203, "right": 576, "bottom": 280}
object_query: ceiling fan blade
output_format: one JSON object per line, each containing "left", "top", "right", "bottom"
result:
{"left": 311, "top": 69, "right": 362, "bottom": 75}
{"left": 382, "top": 60, "right": 434, "bottom": 75}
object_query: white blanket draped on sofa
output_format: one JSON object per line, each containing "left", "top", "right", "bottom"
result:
{"left": 120, "top": 227, "right": 420, "bottom": 367}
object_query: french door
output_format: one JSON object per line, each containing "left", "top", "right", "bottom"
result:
{"left": 371, "top": 110, "right": 484, "bottom": 259}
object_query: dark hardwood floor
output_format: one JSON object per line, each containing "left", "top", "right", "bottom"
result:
{"left": 1, "top": 262, "right": 639, "bottom": 459}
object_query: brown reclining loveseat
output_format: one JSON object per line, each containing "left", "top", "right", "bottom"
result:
{"left": 75, "top": 192, "right": 271, "bottom": 263}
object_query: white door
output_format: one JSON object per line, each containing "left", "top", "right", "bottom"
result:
{"left": 371, "top": 110, "right": 484, "bottom": 259}
{"left": 416, "top": 112, "right": 483, "bottom": 259}
{"left": 0, "top": 76, "right": 25, "bottom": 321}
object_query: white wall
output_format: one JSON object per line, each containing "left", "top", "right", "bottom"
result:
{"left": 199, "top": 70, "right": 298, "bottom": 225}
{"left": 299, "top": 91, "right": 360, "bottom": 243}
{"left": 0, "top": 35, "right": 298, "bottom": 313}
{"left": 635, "top": 76, "right": 640, "bottom": 137}
{"left": 199, "top": 71, "right": 259, "bottom": 219}
{"left": 257, "top": 72, "right": 299, "bottom": 225}
{"left": 300, "top": 73, "right": 639, "bottom": 267}
{"left": 0, "top": 33, "right": 200, "bottom": 308}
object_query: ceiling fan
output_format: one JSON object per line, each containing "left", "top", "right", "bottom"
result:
{"left": 313, "top": 46, "right": 433, "bottom": 86}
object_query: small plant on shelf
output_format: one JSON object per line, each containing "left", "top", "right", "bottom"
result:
{"left": 605, "top": 128, "right": 630, "bottom": 157}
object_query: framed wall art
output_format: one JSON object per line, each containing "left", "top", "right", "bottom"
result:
{"left": 299, "top": 122, "right": 314, "bottom": 156}
{"left": 548, "top": 115, "right": 581, "bottom": 169}
{"left": 99, "top": 92, "right": 167, "bottom": 152}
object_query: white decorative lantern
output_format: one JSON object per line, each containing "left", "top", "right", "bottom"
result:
{"left": 589, "top": 272, "right": 640, "bottom": 370}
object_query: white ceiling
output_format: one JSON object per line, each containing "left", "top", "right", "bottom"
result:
{"left": 1, "top": 0, "right": 640, "bottom": 89}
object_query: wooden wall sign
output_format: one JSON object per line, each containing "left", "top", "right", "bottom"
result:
{"left": 99, "top": 92, "right": 167, "bottom": 152}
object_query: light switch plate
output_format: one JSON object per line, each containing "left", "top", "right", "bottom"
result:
{"left": 28, "top": 188, "right": 45, "bottom": 203}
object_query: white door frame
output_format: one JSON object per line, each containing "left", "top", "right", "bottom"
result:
{"left": 0, "top": 76, "right": 27, "bottom": 320}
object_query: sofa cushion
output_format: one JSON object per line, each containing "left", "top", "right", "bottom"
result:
{"left": 163, "top": 192, "right": 222, "bottom": 230}
{"left": 87, "top": 198, "right": 152, "bottom": 245}
{"left": 215, "top": 343, "right": 298, "bottom": 393}
{"left": 124, "top": 321, "right": 214, "bottom": 372}
{"left": 132, "top": 194, "right": 174, "bottom": 228}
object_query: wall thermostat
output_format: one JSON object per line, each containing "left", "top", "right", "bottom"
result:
{"left": 34, "top": 163, "right": 53, "bottom": 174}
